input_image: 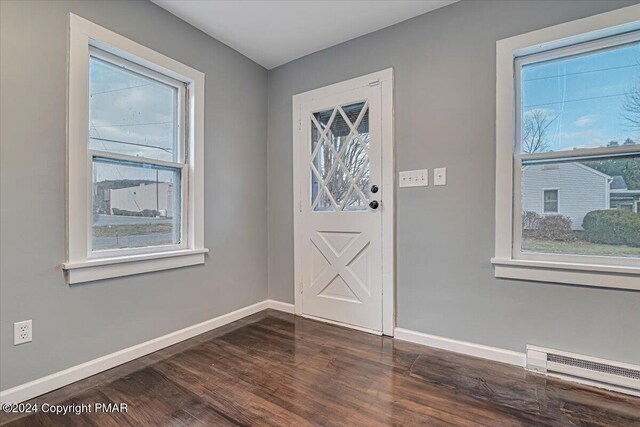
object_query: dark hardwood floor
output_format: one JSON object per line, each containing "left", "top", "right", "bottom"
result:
{"left": 2, "top": 310, "right": 639, "bottom": 426}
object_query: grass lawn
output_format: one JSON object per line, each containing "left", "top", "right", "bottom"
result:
{"left": 522, "top": 238, "right": 640, "bottom": 257}
{"left": 93, "top": 223, "right": 173, "bottom": 237}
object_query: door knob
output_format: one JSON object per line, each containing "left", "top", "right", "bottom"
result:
{"left": 370, "top": 185, "right": 379, "bottom": 194}
{"left": 369, "top": 200, "right": 379, "bottom": 210}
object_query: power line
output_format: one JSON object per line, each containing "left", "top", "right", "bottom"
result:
{"left": 523, "top": 63, "right": 640, "bottom": 82}
{"left": 90, "top": 83, "right": 151, "bottom": 96}
{"left": 91, "top": 121, "right": 172, "bottom": 128}
{"left": 90, "top": 136, "right": 172, "bottom": 153}
{"left": 524, "top": 92, "right": 626, "bottom": 109}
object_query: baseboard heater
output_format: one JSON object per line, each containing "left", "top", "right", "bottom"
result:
{"left": 526, "top": 345, "right": 640, "bottom": 397}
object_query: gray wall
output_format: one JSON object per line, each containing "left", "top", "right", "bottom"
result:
{"left": 0, "top": 0, "right": 267, "bottom": 390}
{"left": 267, "top": 0, "right": 640, "bottom": 364}
{"left": 2, "top": 0, "right": 639, "bottom": 393}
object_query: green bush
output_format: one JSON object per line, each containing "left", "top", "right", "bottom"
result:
{"left": 582, "top": 210, "right": 640, "bottom": 247}
{"left": 112, "top": 208, "right": 160, "bottom": 217}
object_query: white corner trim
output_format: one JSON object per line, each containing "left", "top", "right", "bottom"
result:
{"left": 0, "top": 299, "right": 293, "bottom": 404}
{"left": 266, "top": 299, "right": 295, "bottom": 313}
{"left": 394, "top": 328, "right": 526, "bottom": 367}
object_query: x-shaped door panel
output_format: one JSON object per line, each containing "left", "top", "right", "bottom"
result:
{"left": 310, "top": 231, "right": 371, "bottom": 304}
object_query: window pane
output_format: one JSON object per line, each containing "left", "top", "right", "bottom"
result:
{"left": 521, "top": 154, "right": 640, "bottom": 258}
{"left": 92, "top": 157, "right": 181, "bottom": 251}
{"left": 310, "top": 102, "right": 370, "bottom": 212}
{"left": 89, "top": 55, "right": 179, "bottom": 162}
{"left": 543, "top": 190, "right": 558, "bottom": 213}
{"left": 521, "top": 40, "right": 640, "bottom": 153}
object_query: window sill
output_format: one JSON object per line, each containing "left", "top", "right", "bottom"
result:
{"left": 491, "top": 258, "right": 640, "bottom": 290}
{"left": 63, "top": 248, "right": 208, "bottom": 284}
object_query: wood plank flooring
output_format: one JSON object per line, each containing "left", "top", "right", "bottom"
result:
{"left": 2, "top": 310, "right": 639, "bottom": 426}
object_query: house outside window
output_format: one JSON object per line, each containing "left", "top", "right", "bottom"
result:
{"left": 63, "top": 15, "right": 206, "bottom": 284}
{"left": 493, "top": 8, "right": 640, "bottom": 289}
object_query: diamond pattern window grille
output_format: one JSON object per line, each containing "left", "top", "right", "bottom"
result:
{"left": 311, "top": 101, "right": 370, "bottom": 212}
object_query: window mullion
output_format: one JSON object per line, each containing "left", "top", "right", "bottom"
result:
{"left": 520, "top": 145, "right": 640, "bottom": 163}
{"left": 89, "top": 149, "right": 184, "bottom": 170}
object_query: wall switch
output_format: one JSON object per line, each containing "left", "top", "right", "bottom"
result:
{"left": 434, "top": 167, "right": 447, "bottom": 186}
{"left": 399, "top": 169, "right": 428, "bottom": 188}
{"left": 14, "top": 320, "right": 32, "bottom": 345}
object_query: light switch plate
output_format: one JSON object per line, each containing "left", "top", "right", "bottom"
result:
{"left": 434, "top": 167, "right": 446, "bottom": 186}
{"left": 399, "top": 169, "right": 428, "bottom": 188}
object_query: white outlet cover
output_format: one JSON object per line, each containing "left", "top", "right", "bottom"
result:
{"left": 434, "top": 167, "right": 446, "bottom": 186}
{"left": 399, "top": 169, "right": 428, "bottom": 188}
{"left": 14, "top": 320, "right": 32, "bottom": 345}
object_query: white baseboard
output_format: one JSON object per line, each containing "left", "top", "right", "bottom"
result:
{"left": 394, "top": 327, "right": 526, "bottom": 367}
{"left": 266, "top": 299, "right": 295, "bottom": 313}
{"left": 0, "top": 299, "right": 294, "bottom": 405}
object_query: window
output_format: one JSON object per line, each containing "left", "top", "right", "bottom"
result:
{"left": 494, "top": 5, "right": 640, "bottom": 289}
{"left": 64, "top": 15, "right": 206, "bottom": 284}
{"left": 89, "top": 49, "right": 186, "bottom": 253}
{"left": 516, "top": 37, "right": 640, "bottom": 262}
{"left": 543, "top": 190, "right": 558, "bottom": 213}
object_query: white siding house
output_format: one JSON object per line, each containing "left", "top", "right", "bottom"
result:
{"left": 110, "top": 183, "right": 175, "bottom": 217}
{"left": 522, "top": 163, "right": 611, "bottom": 230}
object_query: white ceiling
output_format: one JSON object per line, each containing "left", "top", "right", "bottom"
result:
{"left": 152, "top": 1, "right": 458, "bottom": 69}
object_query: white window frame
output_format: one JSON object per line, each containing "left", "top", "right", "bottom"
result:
{"left": 87, "top": 46, "right": 188, "bottom": 258}
{"left": 63, "top": 14, "right": 206, "bottom": 284}
{"left": 493, "top": 4, "right": 640, "bottom": 290}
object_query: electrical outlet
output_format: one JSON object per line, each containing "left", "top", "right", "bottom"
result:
{"left": 14, "top": 320, "right": 32, "bottom": 345}
{"left": 399, "top": 169, "right": 428, "bottom": 187}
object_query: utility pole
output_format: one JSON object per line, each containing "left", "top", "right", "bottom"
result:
{"left": 156, "top": 169, "right": 159, "bottom": 215}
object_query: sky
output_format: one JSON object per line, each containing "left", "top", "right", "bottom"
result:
{"left": 522, "top": 40, "right": 640, "bottom": 152}
{"left": 89, "top": 56, "right": 179, "bottom": 182}
{"left": 88, "top": 38, "right": 639, "bottom": 183}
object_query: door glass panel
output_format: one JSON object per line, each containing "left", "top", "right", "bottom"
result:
{"left": 330, "top": 109, "right": 351, "bottom": 140}
{"left": 313, "top": 108, "right": 334, "bottom": 129}
{"left": 357, "top": 115, "right": 369, "bottom": 144}
{"left": 312, "top": 107, "right": 332, "bottom": 154}
{"left": 315, "top": 188, "right": 336, "bottom": 212}
{"left": 343, "top": 134, "right": 370, "bottom": 211}
{"left": 312, "top": 136, "right": 337, "bottom": 211}
{"left": 311, "top": 101, "right": 371, "bottom": 212}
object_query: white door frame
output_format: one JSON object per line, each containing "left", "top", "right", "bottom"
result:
{"left": 292, "top": 68, "right": 395, "bottom": 336}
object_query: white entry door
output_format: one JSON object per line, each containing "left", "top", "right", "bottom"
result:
{"left": 293, "top": 70, "right": 393, "bottom": 334}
